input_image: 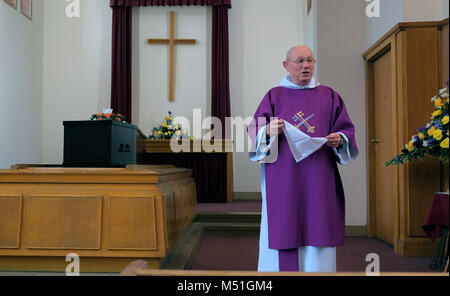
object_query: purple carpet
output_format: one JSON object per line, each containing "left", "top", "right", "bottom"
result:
{"left": 190, "top": 236, "right": 444, "bottom": 272}
{"left": 193, "top": 200, "right": 444, "bottom": 272}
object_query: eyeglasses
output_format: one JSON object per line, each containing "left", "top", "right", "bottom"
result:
{"left": 286, "top": 58, "right": 315, "bottom": 66}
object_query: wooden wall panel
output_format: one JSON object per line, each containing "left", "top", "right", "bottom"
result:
{"left": 188, "top": 182, "right": 197, "bottom": 220}
{"left": 441, "top": 23, "right": 449, "bottom": 84}
{"left": 441, "top": 22, "right": 449, "bottom": 192}
{"left": 0, "top": 196, "right": 22, "bottom": 249}
{"left": 163, "top": 192, "right": 177, "bottom": 249}
{"left": 108, "top": 196, "right": 157, "bottom": 251}
{"left": 174, "top": 188, "right": 185, "bottom": 235}
{"left": 405, "top": 28, "right": 441, "bottom": 237}
{"left": 27, "top": 196, "right": 102, "bottom": 249}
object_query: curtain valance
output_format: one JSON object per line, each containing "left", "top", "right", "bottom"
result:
{"left": 110, "top": 0, "right": 231, "bottom": 8}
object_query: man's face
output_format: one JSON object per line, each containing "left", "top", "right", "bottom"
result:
{"left": 283, "top": 46, "right": 315, "bottom": 86}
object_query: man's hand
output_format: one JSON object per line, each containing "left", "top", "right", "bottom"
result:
{"left": 267, "top": 119, "right": 285, "bottom": 136}
{"left": 326, "top": 133, "right": 343, "bottom": 148}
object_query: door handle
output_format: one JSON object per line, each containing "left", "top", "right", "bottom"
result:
{"left": 371, "top": 138, "right": 382, "bottom": 143}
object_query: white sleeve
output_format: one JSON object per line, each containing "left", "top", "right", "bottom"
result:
{"left": 249, "top": 125, "right": 277, "bottom": 162}
{"left": 332, "top": 132, "right": 358, "bottom": 165}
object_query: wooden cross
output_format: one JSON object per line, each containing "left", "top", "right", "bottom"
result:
{"left": 307, "top": 0, "right": 313, "bottom": 15}
{"left": 147, "top": 11, "right": 197, "bottom": 102}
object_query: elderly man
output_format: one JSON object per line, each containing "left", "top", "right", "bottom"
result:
{"left": 248, "top": 45, "right": 358, "bottom": 272}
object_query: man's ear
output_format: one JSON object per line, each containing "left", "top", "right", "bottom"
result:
{"left": 282, "top": 61, "right": 289, "bottom": 70}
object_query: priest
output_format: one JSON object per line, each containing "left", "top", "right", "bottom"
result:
{"left": 248, "top": 45, "right": 358, "bottom": 272}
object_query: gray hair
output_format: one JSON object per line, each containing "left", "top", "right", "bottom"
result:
{"left": 286, "top": 46, "right": 315, "bottom": 60}
{"left": 286, "top": 46, "right": 296, "bottom": 60}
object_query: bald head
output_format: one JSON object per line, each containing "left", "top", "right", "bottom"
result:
{"left": 283, "top": 45, "right": 316, "bottom": 86}
{"left": 286, "top": 45, "right": 314, "bottom": 61}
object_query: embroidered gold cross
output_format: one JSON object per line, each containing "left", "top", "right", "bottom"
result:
{"left": 292, "top": 111, "right": 316, "bottom": 134}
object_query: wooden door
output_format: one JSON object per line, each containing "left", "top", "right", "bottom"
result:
{"left": 373, "top": 50, "right": 394, "bottom": 246}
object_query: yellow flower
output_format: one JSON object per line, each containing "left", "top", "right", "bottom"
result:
{"left": 433, "top": 129, "right": 443, "bottom": 141}
{"left": 418, "top": 133, "right": 425, "bottom": 140}
{"left": 407, "top": 141, "right": 414, "bottom": 152}
{"left": 442, "top": 116, "right": 449, "bottom": 125}
{"left": 440, "top": 137, "right": 449, "bottom": 149}
{"left": 168, "top": 131, "right": 172, "bottom": 136}
{"left": 435, "top": 98, "right": 443, "bottom": 108}
{"left": 432, "top": 110, "right": 442, "bottom": 117}
{"left": 428, "top": 126, "right": 436, "bottom": 136}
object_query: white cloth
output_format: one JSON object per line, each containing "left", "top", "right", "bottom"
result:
{"left": 283, "top": 121, "right": 328, "bottom": 162}
{"left": 280, "top": 76, "right": 321, "bottom": 89}
{"left": 333, "top": 132, "right": 359, "bottom": 165}
{"left": 249, "top": 126, "right": 277, "bottom": 163}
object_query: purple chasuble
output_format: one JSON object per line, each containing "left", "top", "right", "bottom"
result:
{"left": 251, "top": 85, "right": 358, "bottom": 250}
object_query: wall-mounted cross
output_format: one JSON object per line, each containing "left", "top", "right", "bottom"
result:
{"left": 147, "top": 11, "right": 197, "bottom": 102}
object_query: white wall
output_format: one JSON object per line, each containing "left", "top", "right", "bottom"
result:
{"left": 135, "top": 6, "right": 209, "bottom": 134}
{"left": 442, "top": 0, "right": 450, "bottom": 19}
{"left": 302, "top": 0, "right": 317, "bottom": 59}
{"left": 0, "top": 0, "right": 44, "bottom": 168}
{"left": 365, "top": 0, "right": 449, "bottom": 50}
{"left": 316, "top": 0, "right": 368, "bottom": 226}
{"left": 42, "top": 0, "right": 112, "bottom": 164}
{"left": 365, "top": 0, "right": 403, "bottom": 50}
{"left": 403, "top": 0, "right": 446, "bottom": 22}
{"left": 230, "top": 0, "right": 304, "bottom": 193}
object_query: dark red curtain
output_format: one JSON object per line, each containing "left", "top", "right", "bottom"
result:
{"left": 110, "top": 0, "right": 231, "bottom": 127}
{"left": 211, "top": 4, "right": 230, "bottom": 138}
{"left": 110, "top": 0, "right": 231, "bottom": 7}
{"left": 111, "top": 7, "right": 132, "bottom": 122}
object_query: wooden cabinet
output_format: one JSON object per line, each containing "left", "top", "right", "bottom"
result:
{"left": 364, "top": 19, "right": 449, "bottom": 256}
{"left": 0, "top": 165, "right": 197, "bottom": 272}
